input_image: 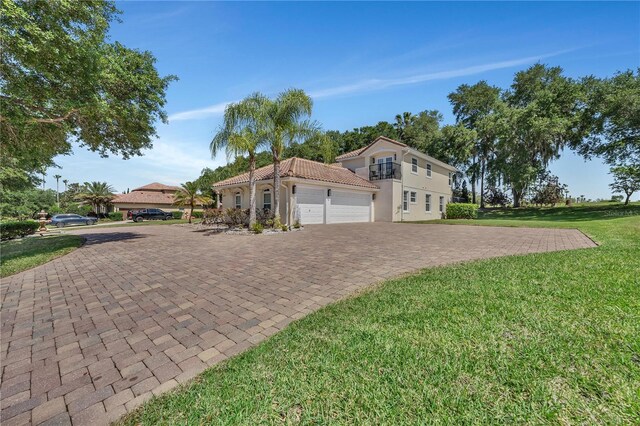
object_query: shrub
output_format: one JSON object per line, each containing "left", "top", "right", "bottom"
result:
{"left": 1, "top": 220, "right": 40, "bottom": 241}
{"left": 191, "top": 211, "right": 204, "bottom": 219}
{"left": 172, "top": 211, "right": 183, "bottom": 220}
{"left": 108, "top": 212, "right": 123, "bottom": 221}
{"left": 446, "top": 203, "right": 478, "bottom": 219}
{"left": 251, "top": 223, "right": 264, "bottom": 234}
{"left": 293, "top": 220, "right": 301, "bottom": 229}
{"left": 281, "top": 225, "right": 288, "bottom": 232}
{"left": 483, "top": 187, "right": 511, "bottom": 207}
{"left": 256, "top": 208, "right": 273, "bottom": 226}
{"left": 202, "top": 208, "right": 223, "bottom": 225}
{"left": 224, "top": 208, "right": 248, "bottom": 227}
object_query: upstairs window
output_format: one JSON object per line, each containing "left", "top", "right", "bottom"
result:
{"left": 411, "top": 157, "right": 418, "bottom": 173}
{"left": 448, "top": 172, "right": 453, "bottom": 187}
{"left": 426, "top": 163, "right": 432, "bottom": 178}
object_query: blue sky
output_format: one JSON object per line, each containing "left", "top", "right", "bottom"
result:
{"left": 47, "top": 1, "right": 639, "bottom": 200}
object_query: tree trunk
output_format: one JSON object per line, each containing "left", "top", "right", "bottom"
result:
{"left": 471, "top": 173, "right": 476, "bottom": 205}
{"left": 248, "top": 155, "right": 256, "bottom": 226}
{"left": 625, "top": 192, "right": 631, "bottom": 205}
{"left": 189, "top": 201, "right": 194, "bottom": 224}
{"left": 480, "top": 159, "right": 486, "bottom": 209}
{"left": 512, "top": 188, "right": 523, "bottom": 208}
{"left": 273, "top": 153, "right": 281, "bottom": 223}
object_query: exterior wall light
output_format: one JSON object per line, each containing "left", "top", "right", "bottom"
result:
{"left": 327, "top": 189, "right": 331, "bottom": 197}
{"left": 292, "top": 185, "right": 296, "bottom": 194}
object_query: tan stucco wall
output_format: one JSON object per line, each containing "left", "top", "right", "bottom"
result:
{"left": 343, "top": 140, "right": 454, "bottom": 222}
{"left": 219, "top": 183, "right": 287, "bottom": 222}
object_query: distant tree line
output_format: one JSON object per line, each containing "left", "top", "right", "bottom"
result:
{"left": 198, "top": 64, "right": 639, "bottom": 207}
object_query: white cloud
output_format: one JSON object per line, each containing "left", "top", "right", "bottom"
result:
{"left": 309, "top": 50, "right": 570, "bottom": 98}
{"left": 168, "top": 100, "right": 233, "bottom": 121}
{"left": 167, "top": 49, "right": 573, "bottom": 121}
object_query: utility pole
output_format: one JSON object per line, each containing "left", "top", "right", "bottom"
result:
{"left": 54, "top": 175, "right": 62, "bottom": 207}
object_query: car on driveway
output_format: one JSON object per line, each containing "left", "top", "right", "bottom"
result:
{"left": 50, "top": 214, "right": 97, "bottom": 228}
{"left": 127, "top": 208, "right": 173, "bottom": 222}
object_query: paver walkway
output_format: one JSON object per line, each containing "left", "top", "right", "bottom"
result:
{"left": 0, "top": 223, "right": 596, "bottom": 425}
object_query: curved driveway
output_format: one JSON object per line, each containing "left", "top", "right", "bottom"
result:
{"left": 0, "top": 223, "right": 596, "bottom": 425}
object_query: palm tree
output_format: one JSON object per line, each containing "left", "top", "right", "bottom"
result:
{"left": 264, "top": 89, "right": 313, "bottom": 223}
{"left": 63, "top": 179, "right": 68, "bottom": 192}
{"left": 174, "top": 181, "right": 212, "bottom": 224}
{"left": 53, "top": 174, "right": 62, "bottom": 206}
{"left": 211, "top": 94, "right": 268, "bottom": 227}
{"left": 76, "top": 182, "right": 115, "bottom": 214}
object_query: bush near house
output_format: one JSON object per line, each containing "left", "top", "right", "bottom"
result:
{"left": 0, "top": 220, "right": 40, "bottom": 241}
{"left": 108, "top": 212, "right": 123, "bottom": 221}
{"left": 191, "top": 211, "right": 204, "bottom": 219}
{"left": 172, "top": 211, "right": 183, "bottom": 219}
{"left": 446, "top": 203, "right": 478, "bottom": 219}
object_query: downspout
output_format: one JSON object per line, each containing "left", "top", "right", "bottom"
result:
{"left": 400, "top": 148, "right": 409, "bottom": 222}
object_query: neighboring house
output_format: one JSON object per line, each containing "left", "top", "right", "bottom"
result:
{"left": 112, "top": 182, "right": 195, "bottom": 218}
{"left": 212, "top": 136, "right": 456, "bottom": 225}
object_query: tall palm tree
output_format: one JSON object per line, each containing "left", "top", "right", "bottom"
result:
{"left": 264, "top": 89, "right": 313, "bottom": 223}
{"left": 63, "top": 179, "right": 68, "bottom": 192}
{"left": 53, "top": 174, "right": 62, "bottom": 206}
{"left": 76, "top": 182, "right": 115, "bottom": 214}
{"left": 211, "top": 93, "right": 268, "bottom": 227}
{"left": 174, "top": 181, "right": 212, "bottom": 224}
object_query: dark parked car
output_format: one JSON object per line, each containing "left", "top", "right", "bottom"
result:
{"left": 49, "top": 214, "right": 97, "bottom": 228}
{"left": 127, "top": 208, "right": 173, "bottom": 222}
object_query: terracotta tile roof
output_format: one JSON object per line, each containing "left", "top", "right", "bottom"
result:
{"left": 335, "top": 136, "right": 407, "bottom": 161}
{"left": 131, "top": 182, "right": 181, "bottom": 192}
{"left": 212, "top": 157, "right": 378, "bottom": 189}
{"left": 112, "top": 191, "right": 177, "bottom": 205}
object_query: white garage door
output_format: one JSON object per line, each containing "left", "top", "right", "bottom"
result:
{"left": 328, "top": 190, "right": 371, "bottom": 223}
{"left": 296, "top": 187, "right": 325, "bottom": 224}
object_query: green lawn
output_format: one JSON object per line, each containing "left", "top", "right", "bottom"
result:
{"left": 0, "top": 234, "right": 84, "bottom": 277}
{"left": 120, "top": 203, "right": 640, "bottom": 425}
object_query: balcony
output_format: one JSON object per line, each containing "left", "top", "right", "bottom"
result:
{"left": 369, "top": 162, "right": 401, "bottom": 181}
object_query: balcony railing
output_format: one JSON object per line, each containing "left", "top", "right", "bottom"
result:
{"left": 369, "top": 162, "right": 401, "bottom": 181}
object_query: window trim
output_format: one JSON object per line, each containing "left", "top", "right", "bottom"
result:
{"left": 403, "top": 190, "right": 409, "bottom": 212}
{"left": 425, "top": 193, "right": 432, "bottom": 212}
{"left": 262, "top": 189, "right": 272, "bottom": 210}
{"left": 411, "top": 157, "right": 418, "bottom": 174}
{"left": 410, "top": 191, "right": 417, "bottom": 204}
{"left": 426, "top": 163, "right": 432, "bottom": 178}
{"left": 234, "top": 192, "right": 242, "bottom": 209}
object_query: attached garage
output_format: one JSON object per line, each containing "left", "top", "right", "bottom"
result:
{"left": 327, "top": 190, "right": 371, "bottom": 223}
{"left": 213, "top": 157, "right": 379, "bottom": 226}
{"left": 296, "top": 186, "right": 325, "bottom": 224}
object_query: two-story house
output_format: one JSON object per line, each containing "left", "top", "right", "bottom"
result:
{"left": 212, "top": 136, "right": 456, "bottom": 225}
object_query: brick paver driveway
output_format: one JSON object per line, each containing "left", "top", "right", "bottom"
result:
{"left": 1, "top": 223, "right": 595, "bottom": 425}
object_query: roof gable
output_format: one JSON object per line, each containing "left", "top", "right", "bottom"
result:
{"left": 132, "top": 182, "right": 181, "bottom": 192}
{"left": 335, "top": 136, "right": 407, "bottom": 161}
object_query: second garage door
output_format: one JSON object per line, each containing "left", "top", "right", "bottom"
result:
{"left": 296, "top": 186, "right": 325, "bottom": 224}
{"left": 327, "top": 190, "right": 371, "bottom": 223}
